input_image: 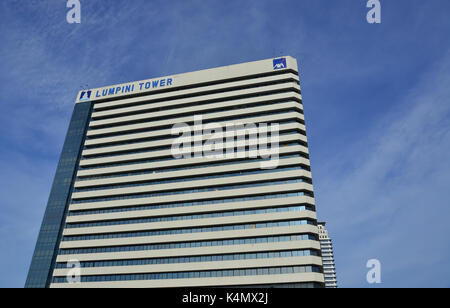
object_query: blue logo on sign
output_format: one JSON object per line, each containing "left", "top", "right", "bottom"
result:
{"left": 79, "top": 90, "right": 92, "bottom": 101}
{"left": 273, "top": 58, "right": 287, "bottom": 70}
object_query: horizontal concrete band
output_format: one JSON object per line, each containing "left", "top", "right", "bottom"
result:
{"left": 84, "top": 126, "right": 306, "bottom": 155}
{"left": 88, "top": 102, "right": 303, "bottom": 135}
{"left": 68, "top": 182, "right": 314, "bottom": 211}
{"left": 52, "top": 256, "right": 322, "bottom": 277}
{"left": 86, "top": 115, "right": 305, "bottom": 149}
{"left": 80, "top": 134, "right": 309, "bottom": 168}
{"left": 56, "top": 239, "right": 320, "bottom": 262}
{"left": 62, "top": 210, "right": 318, "bottom": 237}
{"left": 90, "top": 83, "right": 302, "bottom": 126}
{"left": 78, "top": 56, "right": 299, "bottom": 105}
{"left": 74, "top": 156, "right": 310, "bottom": 188}
{"left": 66, "top": 195, "right": 315, "bottom": 224}
{"left": 76, "top": 145, "right": 309, "bottom": 178}
{"left": 87, "top": 107, "right": 304, "bottom": 138}
{"left": 60, "top": 225, "right": 319, "bottom": 252}
{"left": 81, "top": 131, "right": 307, "bottom": 164}
{"left": 71, "top": 169, "right": 311, "bottom": 200}
{"left": 83, "top": 121, "right": 306, "bottom": 155}
{"left": 50, "top": 272, "right": 324, "bottom": 288}
{"left": 91, "top": 73, "right": 300, "bottom": 117}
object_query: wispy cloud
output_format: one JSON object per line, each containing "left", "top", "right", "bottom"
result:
{"left": 1, "top": 0, "right": 450, "bottom": 288}
{"left": 315, "top": 51, "right": 450, "bottom": 287}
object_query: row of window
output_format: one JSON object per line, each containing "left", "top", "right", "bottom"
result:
{"left": 81, "top": 130, "right": 303, "bottom": 160}
{"left": 70, "top": 178, "right": 309, "bottom": 204}
{"left": 86, "top": 108, "right": 304, "bottom": 140}
{"left": 73, "top": 165, "right": 306, "bottom": 193}
{"left": 69, "top": 191, "right": 312, "bottom": 217}
{"left": 230, "top": 282, "right": 322, "bottom": 288}
{"left": 78, "top": 141, "right": 305, "bottom": 171}
{"left": 87, "top": 109, "right": 303, "bottom": 144}
{"left": 90, "top": 77, "right": 299, "bottom": 121}
{"left": 55, "top": 249, "right": 319, "bottom": 269}
{"left": 90, "top": 97, "right": 286, "bottom": 124}
{"left": 59, "top": 233, "right": 317, "bottom": 255}
{"left": 65, "top": 204, "right": 314, "bottom": 229}
{"left": 63, "top": 219, "right": 315, "bottom": 242}
{"left": 88, "top": 93, "right": 302, "bottom": 131}
{"left": 63, "top": 222, "right": 313, "bottom": 244}
{"left": 52, "top": 265, "right": 321, "bottom": 284}
{"left": 84, "top": 118, "right": 303, "bottom": 150}
{"left": 87, "top": 101, "right": 299, "bottom": 148}
{"left": 90, "top": 70, "right": 298, "bottom": 113}
{"left": 75, "top": 153, "right": 307, "bottom": 182}
{"left": 90, "top": 85, "right": 301, "bottom": 124}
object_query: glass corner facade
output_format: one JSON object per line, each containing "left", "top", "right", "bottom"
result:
{"left": 25, "top": 101, "right": 92, "bottom": 288}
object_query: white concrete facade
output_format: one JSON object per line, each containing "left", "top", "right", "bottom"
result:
{"left": 318, "top": 223, "right": 338, "bottom": 288}
{"left": 50, "top": 56, "right": 325, "bottom": 288}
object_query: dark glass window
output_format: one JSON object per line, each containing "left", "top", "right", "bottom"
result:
{"left": 25, "top": 101, "right": 92, "bottom": 288}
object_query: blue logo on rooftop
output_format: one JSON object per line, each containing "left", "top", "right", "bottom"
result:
{"left": 79, "top": 90, "right": 91, "bottom": 101}
{"left": 273, "top": 58, "right": 287, "bottom": 70}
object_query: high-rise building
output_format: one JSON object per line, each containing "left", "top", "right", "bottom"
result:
{"left": 317, "top": 222, "right": 338, "bottom": 288}
{"left": 25, "top": 56, "right": 325, "bottom": 288}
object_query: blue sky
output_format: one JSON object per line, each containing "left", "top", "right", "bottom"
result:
{"left": 1, "top": 0, "right": 449, "bottom": 288}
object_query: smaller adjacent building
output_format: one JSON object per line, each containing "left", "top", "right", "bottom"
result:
{"left": 318, "top": 222, "right": 338, "bottom": 288}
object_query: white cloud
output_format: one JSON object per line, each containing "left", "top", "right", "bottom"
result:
{"left": 314, "top": 51, "right": 450, "bottom": 287}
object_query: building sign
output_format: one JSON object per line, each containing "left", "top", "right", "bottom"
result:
{"left": 78, "top": 77, "right": 174, "bottom": 102}
{"left": 273, "top": 58, "right": 287, "bottom": 70}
